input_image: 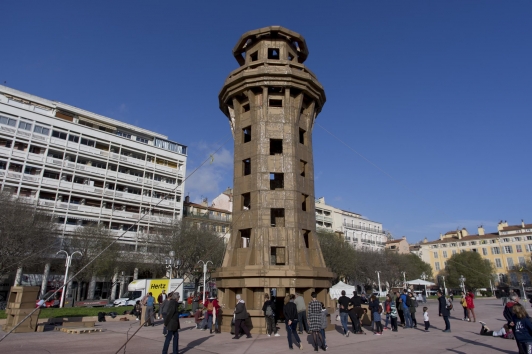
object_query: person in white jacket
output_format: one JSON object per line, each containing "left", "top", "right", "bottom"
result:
{"left": 423, "top": 306, "right": 430, "bottom": 332}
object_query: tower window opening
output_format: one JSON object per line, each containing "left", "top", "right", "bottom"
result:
{"left": 288, "top": 53, "right": 294, "bottom": 61}
{"left": 269, "top": 99, "right": 283, "bottom": 107}
{"left": 300, "top": 160, "right": 307, "bottom": 177}
{"left": 299, "top": 128, "right": 306, "bottom": 145}
{"left": 303, "top": 230, "right": 310, "bottom": 248}
{"left": 242, "top": 192, "right": 251, "bottom": 210}
{"left": 271, "top": 247, "right": 286, "bottom": 265}
{"left": 271, "top": 208, "right": 285, "bottom": 227}
{"left": 239, "top": 228, "right": 251, "bottom": 248}
{"left": 270, "top": 173, "right": 284, "bottom": 190}
{"left": 243, "top": 126, "right": 251, "bottom": 143}
{"left": 301, "top": 194, "right": 308, "bottom": 211}
{"left": 250, "top": 51, "right": 258, "bottom": 62}
{"left": 270, "top": 139, "right": 283, "bottom": 155}
{"left": 268, "top": 48, "right": 280, "bottom": 60}
{"left": 242, "top": 102, "right": 250, "bottom": 112}
{"left": 243, "top": 158, "right": 251, "bottom": 176}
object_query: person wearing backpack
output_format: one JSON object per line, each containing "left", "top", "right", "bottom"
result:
{"left": 262, "top": 293, "right": 279, "bottom": 337}
{"left": 438, "top": 289, "right": 451, "bottom": 332}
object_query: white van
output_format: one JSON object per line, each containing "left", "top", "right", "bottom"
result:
{"left": 113, "top": 278, "right": 184, "bottom": 307}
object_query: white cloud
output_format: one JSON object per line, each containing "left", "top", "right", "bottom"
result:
{"left": 184, "top": 142, "right": 233, "bottom": 201}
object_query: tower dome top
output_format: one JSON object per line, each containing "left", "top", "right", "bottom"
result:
{"left": 232, "top": 26, "right": 309, "bottom": 65}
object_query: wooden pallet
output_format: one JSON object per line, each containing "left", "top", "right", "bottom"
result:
{"left": 54, "top": 327, "right": 105, "bottom": 334}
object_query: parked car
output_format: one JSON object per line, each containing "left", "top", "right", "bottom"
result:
{"left": 36, "top": 290, "right": 62, "bottom": 308}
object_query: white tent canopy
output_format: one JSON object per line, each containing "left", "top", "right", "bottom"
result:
{"left": 329, "top": 281, "right": 355, "bottom": 299}
{"left": 406, "top": 279, "right": 436, "bottom": 286}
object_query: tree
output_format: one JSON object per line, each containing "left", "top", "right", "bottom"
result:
{"left": 316, "top": 229, "right": 354, "bottom": 281}
{"left": 150, "top": 219, "right": 226, "bottom": 292}
{"left": 0, "top": 192, "right": 58, "bottom": 278}
{"left": 443, "top": 251, "right": 494, "bottom": 290}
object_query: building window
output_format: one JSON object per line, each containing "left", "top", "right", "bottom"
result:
{"left": 507, "top": 258, "right": 514, "bottom": 269}
{"left": 68, "top": 134, "right": 79, "bottom": 143}
{"left": 52, "top": 130, "right": 67, "bottom": 139}
{"left": 435, "top": 262, "right": 440, "bottom": 271}
{"left": 270, "top": 139, "right": 283, "bottom": 155}
{"left": 270, "top": 247, "right": 286, "bottom": 265}
{"left": 33, "top": 125, "right": 50, "bottom": 135}
{"left": 452, "top": 250, "right": 456, "bottom": 255}
{"left": 239, "top": 229, "right": 251, "bottom": 248}
{"left": 270, "top": 173, "right": 284, "bottom": 190}
{"left": 242, "top": 126, "right": 251, "bottom": 143}
{"left": 495, "top": 258, "right": 502, "bottom": 268}
{"left": 442, "top": 251, "right": 447, "bottom": 258}
{"left": 433, "top": 251, "right": 438, "bottom": 259}
{"left": 242, "top": 158, "right": 251, "bottom": 176}
{"left": 492, "top": 247, "right": 501, "bottom": 255}
{"left": 301, "top": 194, "right": 308, "bottom": 211}
{"left": 267, "top": 48, "right": 280, "bottom": 60}
{"left": 300, "top": 160, "right": 307, "bottom": 177}
{"left": 504, "top": 246, "right": 513, "bottom": 254}
{"left": 269, "top": 99, "right": 283, "bottom": 107}
{"left": 136, "top": 136, "right": 149, "bottom": 144}
{"left": 302, "top": 230, "right": 310, "bottom": 248}
{"left": 482, "top": 248, "right": 488, "bottom": 256}
{"left": 519, "top": 257, "right": 526, "bottom": 266}
{"left": 241, "top": 193, "right": 250, "bottom": 210}
{"left": 18, "top": 121, "right": 32, "bottom": 131}
{"left": 517, "top": 245, "right": 523, "bottom": 253}
{"left": 116, "top": 131, "right": 131, "bottom": 139}
{"left": 0, "top": 115, "right": 16, "bottom": 126}
{"left": 250, "top": 51, "right": 258, "bottom": 62}
{"left": 271, "top": 209, "right": 285, "bottom": 227}
{"left": 299, "top": 128, "right": 306, "bottom": 145}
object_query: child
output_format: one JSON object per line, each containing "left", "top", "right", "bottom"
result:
{"left": 423, "top": 307, "right": 430, "bottom": 332}
{"left": 390, "top": 295, "right": 398, "bottom": 332}
{"left": 479, "top": 321, "right": 514, "bottom": 339}
{"left": 374, "top": 305, "right": 383, "bottom": 335}
{"left": 320, "top": 302, "right": 328, "bottom": 350}
{"left": 511, "top": 303, "right": 532, "bottom": 353}
{"left": 384, "top": 295, "right": 392, "bottom": 330}
{"left": 133, "top": 300, "right": 142, "bottom": 321}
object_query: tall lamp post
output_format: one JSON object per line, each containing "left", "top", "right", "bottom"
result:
{"left": 56, "top": 250, "right": 82, "bottom": 308}
{"left": 375, "top": 271, "right": 382, "bottom": 295}
{"left": 401, "top": 271, "right": 407, "bottom": 289}
{"left": 459, "top": 275, "right": 466, "bottom": 293}
{"left": 165, "top": 251, "right": 182, "bottom": 294}
{"left": 421, "top": 272, "right": 428, "bottom": 298}
{"left": 441, "top": 275, "right": 447, "bottom": 296}
{"left": 197, "top": 260, "right": 213, "bottom": 304}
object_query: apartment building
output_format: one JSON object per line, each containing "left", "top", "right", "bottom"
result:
{"left": 315, "top": 197, "right": 389, "bottom": 251}
{"left": 0, "top": 85, "right": 187, "bottom": 251}
{"left": 420, "top": 220, "right": 532, "bottom": 286}
{"left": 183, "top": 195, "right": 232, "bottom": 240}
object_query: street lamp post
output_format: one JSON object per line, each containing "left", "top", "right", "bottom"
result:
{"left": 421, "top": 272, "right": 428, "bottom": 299}
{"left": 197, "top": 260, "right": 213, "bottom": 304}
{"left": 375, "top": 271, "right": 382, "bottom": 295}
{"left": 165, "top": 251, "right": 182, "bottom": 295}
{"left": 442, "top": 275, "right": 447, "bottom": 296}
{"left": 401, "top": 271, "right": 406, "bottom": 289}
{"left": 459, "top": 275, "right": 466, "bottom": 293}
{"left": 56, "top": 250, "right": 82, "bottom": 308}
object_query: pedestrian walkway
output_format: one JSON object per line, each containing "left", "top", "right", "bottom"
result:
{"left": 0, "top": 298, "right": 519, "bottom": 354}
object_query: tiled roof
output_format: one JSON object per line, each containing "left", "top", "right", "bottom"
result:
{"left": 386, "top": 239, "right": 403, "bottom": 244}
{"left": 424, "top": 233, "right": 499, "bottom": 245}
{"left": 502, "top": 224, "right": 532, "bottom": 231}
{"left": 184, "top": 202, "right": 232, "bottom": 214}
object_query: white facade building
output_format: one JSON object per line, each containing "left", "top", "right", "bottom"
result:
{"left": 0, "top": 85, "right": 187, "bottom": 251}
{"left": 315, "top": 197, "right": 389, "bottom": 251}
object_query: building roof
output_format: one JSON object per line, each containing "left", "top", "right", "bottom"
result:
{"left": 424, "top": 233, "right": 499, "bottom": 245}
{"left": 502, "top": 224, "right": 532, "bottom": 231}
{"left": 184, "top": 202, "right": 231, "bottom": 214}
{"left": 386, "top": 239, "right": 403, "bottom": 244}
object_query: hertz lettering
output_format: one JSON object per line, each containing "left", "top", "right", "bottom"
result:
{"left": 150, "top": 284, "right": 167, "bottom": 290}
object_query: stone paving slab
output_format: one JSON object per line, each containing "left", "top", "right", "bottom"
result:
{"left": 0, "top": 298, "right": 520, "bottom": 354}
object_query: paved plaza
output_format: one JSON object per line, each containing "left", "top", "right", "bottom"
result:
{"left": 0, "top": 298, "right": 519, "bottom": 354}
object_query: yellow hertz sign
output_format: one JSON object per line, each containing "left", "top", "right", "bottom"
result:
{"left": 149, "top": 280, "right": 169, "bottom": 300}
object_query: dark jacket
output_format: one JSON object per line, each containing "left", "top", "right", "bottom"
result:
{"left": 283, "top": 301, "right": 298, "bottom": 321}
{"left": 350, "top": 295, "right": 362, "bottom": 308}
{"left": 338, "top": 296, "right": 351, "bottom": 313}
{"left": 234, "top": 300, "right": 248, "bottom": 320}
{"left": 164, "top": 300, "right": 181, "bottom": 332}
{"left": 369, "top": 299, "right": 380, "bottom": 314}
{"left": 438, "top": 295, "right": 449, "bottom": 317}
{"left": 504, "top": 301, "right": 517, "bottom": 325}
{"left": 408, "top": 296, "right": 416, "bottom": 313}
{"left": 262, "top": 300, "right": 276, "bottom": 316}
{"left": 513, "top": 316, "right": 532, "bottom": 343}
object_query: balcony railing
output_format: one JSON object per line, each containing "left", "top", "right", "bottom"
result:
{"left": 315, "top": 214, "right": 333, "bottom": 223}
{"left": 184, "top": 211, "right": 232, "bottom": 222}
{"left": 343, "top": 222, "right": 387, "bottom": 234}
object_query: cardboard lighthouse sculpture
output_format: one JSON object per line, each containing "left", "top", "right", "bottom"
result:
{"left": 214, "top": 26, "right": 334, "bottom": 334}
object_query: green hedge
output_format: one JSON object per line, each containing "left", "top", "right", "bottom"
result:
{"left": 0, "top": 306, "right": 135, "bottom": 320}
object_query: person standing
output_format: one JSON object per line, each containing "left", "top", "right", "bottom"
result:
{"left": 408, "top": 292, "right": 418, "bottom": 328}
{"left": 320, "top": 302, "right": 328, "bottom": 350}
{"left": 348, "top": 291, "right": 362, "bottom": 333}
{"left": 337, "top": 290, "right": 351, "bottom": 337}
{"left": 423, "top": 306, "right": 430, "bottom": 332}
{"left": 383, "top": 294, "right": 392, "bottom": 330}
{"left": 157, "top": 290, "right": 167, "bottom": 320}
{"left": 504, "top": 293, "right": 522, "bottom": 353}
{"left": 395, "top": 292, "right": 405, "bottom": 327}
{"left": 212, "top": 295, "right": 221, "bottom": 334}
{"left": 460, "top": 291, "right": 469, "bottom": 321}
{"left": 192, "top": 293, "right": 200, "bottom": 313}
{"left": 438, "top": 289, "right": 451, "bottom": 332}
{"left": 162, "top": 293, "right": 180, "bottom": 354}
{"left": 283, "top": 294, "right": 303, "bottom": 350}
{"left": 368, "top": 295, "right": 380, "bottom": 332}
{"left": 511, "top": 303, "right": 532, "bottom": 354}
{"left": 400, "top": 290, "right": 412, "bottom": 328}
{"left": 390, "top": 294, "right": 398, "bottom": 332}
{"left": 421, "top": 288, "right": 427, "bottom": 304}
{"left": 160, "top": 292, "right": 172, "bottom": 336}
{"left": 202, "top": 297, "right": 214, "bottom": 333}
{"left": 145, "top": 292, "right": 156, "bottom": 327}
{"left": 466, "top": 290, "right": 476, "bottom": 322}
{"left": 233, "top": 294, "right": 252, "bottom": 339}
{"left": 308, "top": 292, "right": 326, "bottom": 351}
{"left": 294, "top": 293, "right": 309, "bottom": 334}
{"left": 263, "top": 293, "right": 279, "bottom": 337}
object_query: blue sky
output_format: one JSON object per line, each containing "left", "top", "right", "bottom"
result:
{"left": 2, "top": 1, "right": 531, "bottom": 243}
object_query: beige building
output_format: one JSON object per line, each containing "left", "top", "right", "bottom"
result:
{"left": 385, "top": 236, "right": 410, "bottom": 254}
{"left": 420, "top": 220, "right": 532, "bottom": 287}
{"left": 182, "top": 195, "right": 232, "bottom": 240}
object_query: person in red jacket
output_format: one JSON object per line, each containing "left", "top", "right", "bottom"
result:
{"left": 466, "top": 291, "right": 476, "bottom": 322}
{"left": 212, "top": 295, "right": 221, "bottom": 333}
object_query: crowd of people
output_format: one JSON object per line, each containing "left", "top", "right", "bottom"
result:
{"left": 136, "top": 287, "right": 532, "bottom": 354}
